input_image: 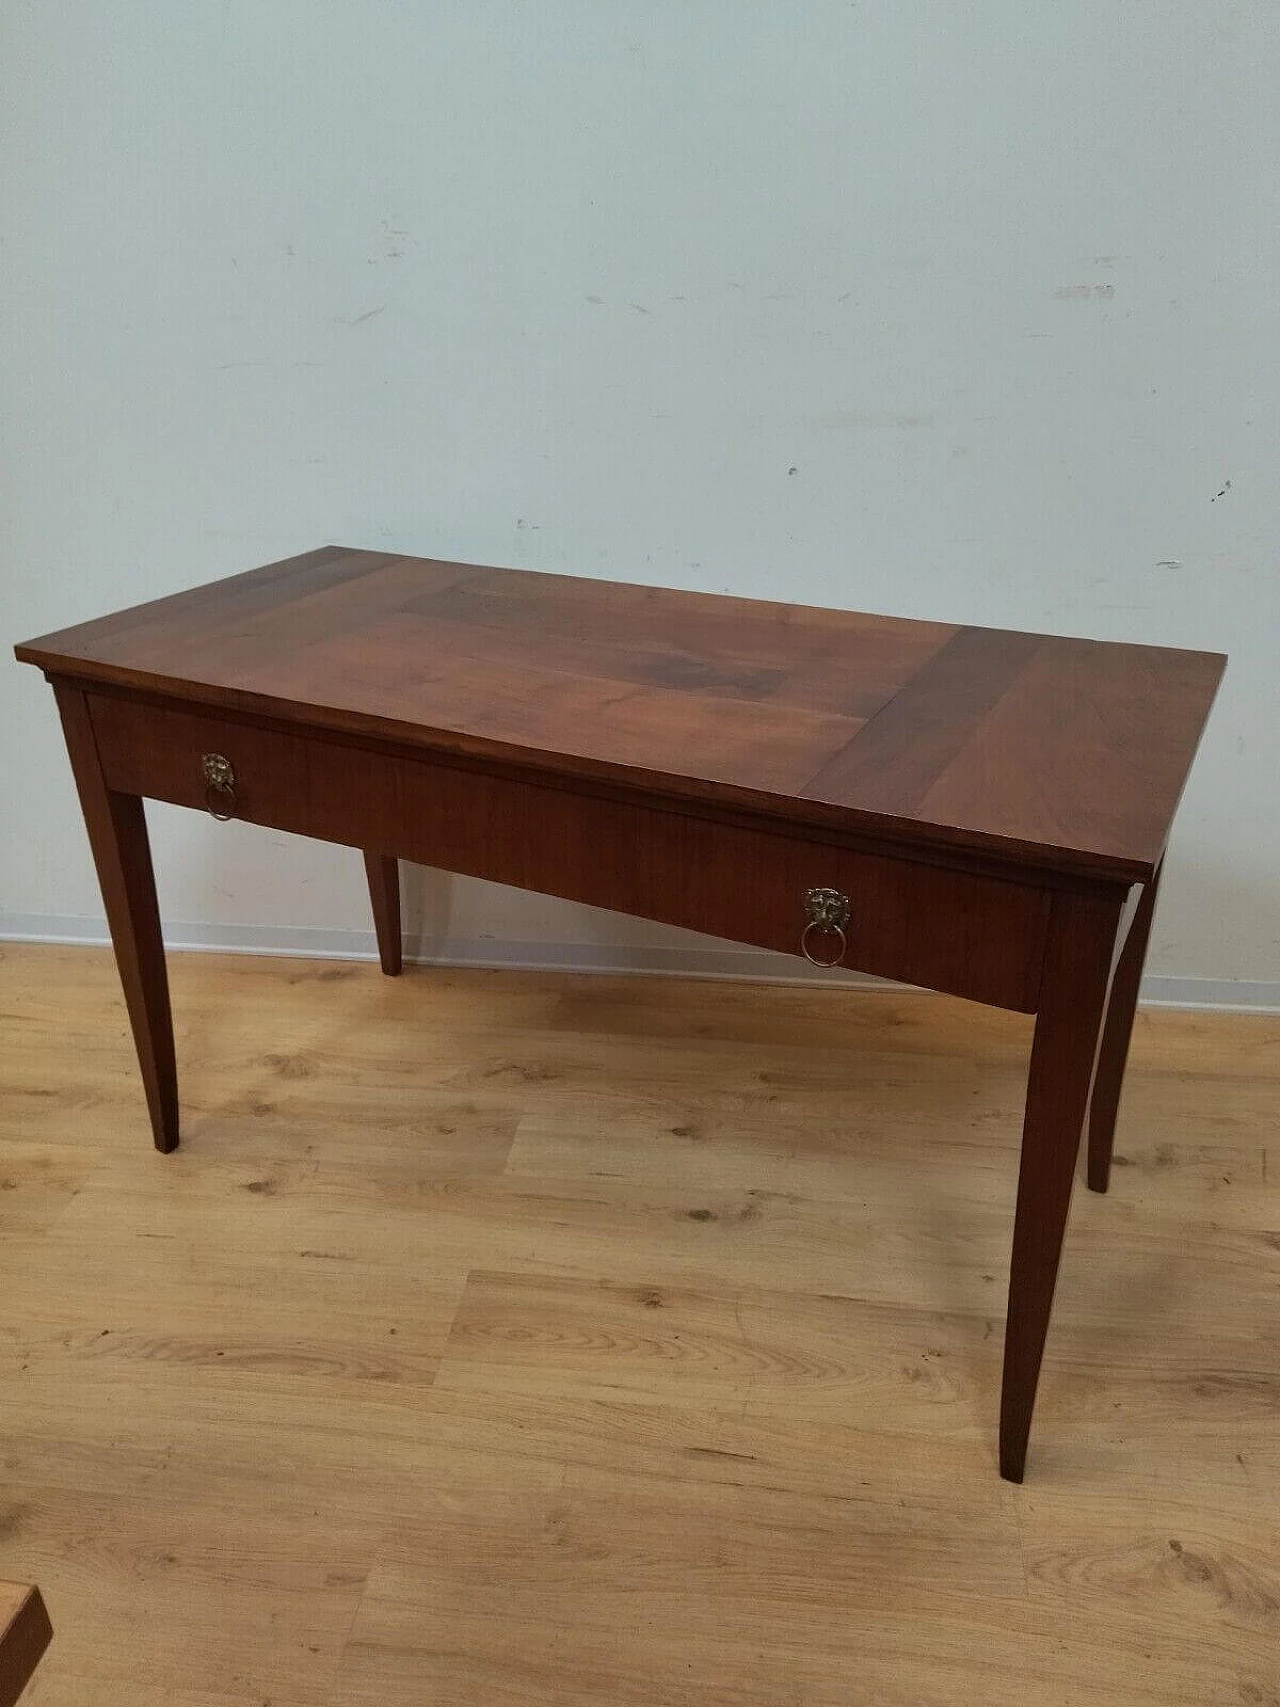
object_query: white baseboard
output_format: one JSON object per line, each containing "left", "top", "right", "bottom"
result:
{"left": 2, "top": 912, "right": 1278, "bottom": 1012}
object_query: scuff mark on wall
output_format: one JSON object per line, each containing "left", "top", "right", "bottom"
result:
{"left": 805, "top": 410, "right": 935, "bottom": 430}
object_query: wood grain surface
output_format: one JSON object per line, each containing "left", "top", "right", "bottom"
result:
{"left": 81, "top": 687, "right": 1052, "bottom": 1012}
{"left": 15, "top": 547, "right": 1225, "bottom": 880}
{"left": 2, "top": 943, "right": 1276, "bottom": 1707}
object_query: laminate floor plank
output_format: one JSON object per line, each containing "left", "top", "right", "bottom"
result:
{"left": 0, "top": 944, "right": 1275, "bottom": 1706}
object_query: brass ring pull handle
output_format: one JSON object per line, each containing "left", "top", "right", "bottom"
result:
{"left": 202, "top": 753, "right": 236, "bottom": 821}
{"left": 801, "top": 918, "right": 847, "bottom": 968}
{"left": 801, "top": 886, "right": 850, "bottom": 969}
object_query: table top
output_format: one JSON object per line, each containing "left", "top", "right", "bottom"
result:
{"left": 17, "top": 546, "right": 1225, "bottom": 882}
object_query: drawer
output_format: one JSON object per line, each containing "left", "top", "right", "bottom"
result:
{"left": 87, "top": 690, "right": 1050, "bottom": 1011}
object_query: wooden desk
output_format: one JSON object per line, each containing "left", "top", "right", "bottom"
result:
{"left": 0, "top": 1583, "right": 51, "bottom": 1707}
{"left": 16, "top": 548, "right": 1225, "bottom": 1481}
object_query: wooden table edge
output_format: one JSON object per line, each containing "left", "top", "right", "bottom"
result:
{"left": 20, "top": 657, "right": 1165, "bottom": 890}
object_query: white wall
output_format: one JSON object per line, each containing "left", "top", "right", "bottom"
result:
{"left": 3, "top": 3, "right": 1277, "bottom": 1003}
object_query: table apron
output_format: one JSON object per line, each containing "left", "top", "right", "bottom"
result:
{"left": 86, "top": 690, "right": 1051, "bottom": 1012}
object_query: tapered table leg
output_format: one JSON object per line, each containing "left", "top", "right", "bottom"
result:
{"left": 363, "top": 852, "right": 402, "bottom": 976}
{"left": 1000, "top": 885, "right": 1124, "bottom": 1482}
{"left": 1087, "top": 865, "right": 1162, "bottom": 1194}
{"left": 54, "top": 683, "right": 178, "bottom": 1152}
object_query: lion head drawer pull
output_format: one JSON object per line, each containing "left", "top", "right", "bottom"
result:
{"left": 202, "top": 753, "right": 237, "bottom": 821}
{"left": 801, "top": 886, "right": 850, "bottom": 968}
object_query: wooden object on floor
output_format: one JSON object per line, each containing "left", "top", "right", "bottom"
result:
{"left": 999, "top": 885, "right": 1122, "bottom": 1481}
{"left": 1, "top": 945, "right": 1277, "bottom": 1706}
{"left": 14, "top": 547, "right": 1226, "bottom": 1479}
{"left": 1088, "top": 860, "right": 1163, "bottom": 1193}
{"left": 0, "top": 1584, "right": 51, "bottom": 1707}
{"left": 52, "top": 687, "right": 178, "bottom": 1154}
{"left": 362, "top": 851, "right": 403, "bottom": 977}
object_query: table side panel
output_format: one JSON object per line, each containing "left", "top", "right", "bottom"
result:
{"left": 85, "top": 691, "right": 1051, "bottom": 1012}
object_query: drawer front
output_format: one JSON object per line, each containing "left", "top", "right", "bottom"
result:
{"left": 88, "top": 692, "right": 1050, "bottom": 1011}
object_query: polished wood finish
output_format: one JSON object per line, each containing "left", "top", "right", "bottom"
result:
{"left": 363, "top": 853, "right": 402, "bottom": 977}
{"left": 17, "top": 546, "right": 1224, "bottom": 882}
{"left": 52, "top": 684, "right": 178, "bottom": 1153}
{"left": 999, "top": 885, "right": 1124, "bottom": 1482}
{"left": 1088, "top": 864, "right": 1163, "bottom": 1194}
{"left": 15, "top": 550, "right": 1225, "bottom": 1479}
{"left": 0, "top": 1583, "right": 51, "bottom": 1707}
{"left": 82, "top": 689, "right": 1050, "bottom": 1014}
{"left": 2, "top": 946, "right": 1277, "bottom": 1705}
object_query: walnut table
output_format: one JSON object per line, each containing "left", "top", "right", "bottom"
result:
{"left": 16, "top": 548, "right": 1226, "bottom": 1480}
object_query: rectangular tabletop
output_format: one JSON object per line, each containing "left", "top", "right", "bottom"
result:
{"left": 16, "top": 546, "right": 1225, "bottom": 882}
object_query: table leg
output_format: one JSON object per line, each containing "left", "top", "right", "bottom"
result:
{"left": 1000, "top": 885, "right": 1124, "bottom": 1482}
{"left": 1086, "top": 865, "right": 1162, "bottom": 1194}
{"left": 54, "top": 683, "right": 178, "bottom": 1153}
{"left": 363, "top": 852, "right": 402, "bottom": 976}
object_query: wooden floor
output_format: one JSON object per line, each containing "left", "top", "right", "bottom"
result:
{"left": 0, "top": 943, "right": 1277, "bottom": 1707}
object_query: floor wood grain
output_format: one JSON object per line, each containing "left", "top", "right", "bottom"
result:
{"left": 0, "top": 943, "right": 1276, "bottom": 1706}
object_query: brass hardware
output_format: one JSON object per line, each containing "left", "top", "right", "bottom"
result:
{"left": 202, "top": 753, "right": 236, "bottom": 821}
{"left": 801, "top": 886, "right": 850, "bottom": 968}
